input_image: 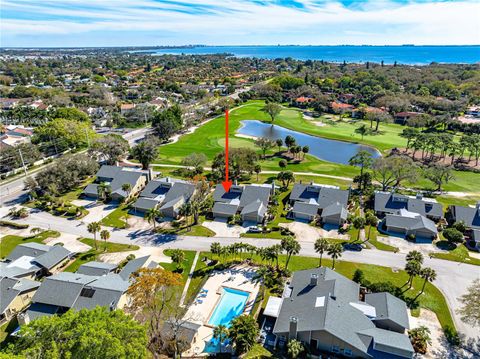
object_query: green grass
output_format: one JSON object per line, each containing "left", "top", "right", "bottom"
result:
{"left": 0, "top": 230, "right": 60, "bottom": 259}
{"left": 156, "top": 216, "right": 216, "bottom": 237}
{"left": 159, "top": 249, "right": 197, "bottom": 283}
{"left": 435, "top": 194, "right": 480, "bottom": 208}
{"left": 101, "top": 205, "right": 130, "bottom": 228}
{"left": 0, "top": 317, "right": 18, "bottom": 348}
{"left": 153, "top": 100, "right": 479, "bottom": 194}
{"left": 367, "top": 226, "right": 399, "bottom": 252}
{"left": 430, "top": 241, "right": 480, "bottom": 266}
{"left": 189, "top": 251, "right": 455, "bottom": 332}
{"left": 63, "top": 238, "right": 139, "bottom": 273}
{"left": 244, "top": 344, "right": 273, "bottom": 359}
{"left": 155, "top": 101, "right": 359, "bottom": 179}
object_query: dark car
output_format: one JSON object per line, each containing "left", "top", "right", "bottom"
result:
{"left": 343, "top": 243, "right": 363, "bottom": 252}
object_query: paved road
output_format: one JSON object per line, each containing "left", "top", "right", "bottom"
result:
{"left": 10, "top": 209, "right": 480, "bottom": 339}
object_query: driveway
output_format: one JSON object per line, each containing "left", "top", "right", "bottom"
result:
{"left": 280, "top": 222, "right": 349, "bottom": 242}
{"left": 99, "top": 246, "right": 172, "bottom": 265}
{"left": 72, "top": 199, "right": 118, "bottom": 223}
{"left": 377, "top": 235, "right": 447, "bottom": 256}
{"left": 44, "top": 232, "right": 91, "bottom": 253}
{"left": 202, "top": 219, "right": 247, "bottom": 238}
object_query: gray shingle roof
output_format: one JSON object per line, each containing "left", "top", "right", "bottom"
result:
{"left": 385, "top": 211, "right": 437, "bottom": 235}
{"left": 133, "top": 197, "right": 159, "bottom": 211}
{"left": 358, "top": 328, "right": 414, "bottom": 358}
{"left": 213, "top": 185, "right": 243, "bottom": 203}
{"left": 139, "top": 179, "right": 171, "bottom": 198}
{"left": 290, "top": 183, "right": 349, "bottom": 209}
{"left": 241, "top": 199, "right": 267, "bottom": 217}
{"left": 32, "top": 245, "right": 72, "bottom": 270}
{"left": 375, "top": 192, "right": 443, "bottom": 218}
{"left": 292, "top": 201, "right": 319, "bottom": 216}
{"left": 213, "top": 202, "right": 239, "bottom": 216}
{"left": 119, "top": 256, "right": 151, "bottom": 280}
{"left": 239, "top": 185, "right": 271, "bottom": 208}
{"left": 32, "top": 272, "right": 96, "bottom": 308}
{"left": 84, "top": 165, "right": 146, "bottom": 199}
{"left": 451, "top": 204, "right": 480, "bottom": 230}
{"left": 321, "top": 202, "right": 348, "bottom": 220}
{"left": 7, "top": 243, "right": 50, "bottom": 261}
{"left": 72, "top": 274, "right": 128, "bottom": 310}
{"left": 365, "top": 292, "right": 410, "bottom": 330}
{"left": 273, "top": 268, "right": 413, "bottom": 358}
{"left": 76, "top": 261, "right": 117, "bottom": 276}
{"left": 0, "top": 277, "right": 40, "bottom": 314}
{"left": 0, "top": 260, "right": 41, "bottom": 279}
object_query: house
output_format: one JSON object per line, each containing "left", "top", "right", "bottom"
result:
{"left": 0, "top": 277, "right": 40, "bottom": 325}
{"left": 288, "top": 182, "right": 349, "bottom": 226}
{"left": 466, "top": 106, "right": 480, "bottom": 118}
{"left": 394, "top": 112, "right": 421, "bottom": 125}
{"left": 330, "top": 101, "right": 354, "bottom": 113}
{"left": 120, "top": 103, "right": 136, "bottom": 115}
{"left": 0, "top": 125, "right": 34, "bottom": 148}
{"left": 270, "top": 268, "right": 413, "bottom": 358}
{"left": 382, "top": 209, "right": 438, "bottom": 241}
{"left": 1, "top": 243, "right": 73, "bottom": 279}
{"left": 18, "top": 256, "right": 157, "bottom": 324}
{"left": 447, "top": 202, "right": 480, "bottom": 231}
{"left": 82, "top": 165, "right": 148, "bottom": 201}
{"left": 374, "top": 191, "right": 443, "bottom": 221}
{"left": 133, "top": 177, "right": 195, "bottom": 218}
{"left": 212, "top": 183, "right": 274, "bottom": 223}
{"left": 76, "top": 261, "right": 117, "bottom": 276}
{"left": 293, "top": 96, "right": 314, "bottom": 107}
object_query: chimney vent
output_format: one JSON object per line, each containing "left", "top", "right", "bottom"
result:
{"left": 289, "top": 316, "right": 298, "bottom": 339}
{"left": 310, "top": 273, "right": 318, "bottom": 286}
{"left": 416, "top": 193, "right": 423, "bottom": 200}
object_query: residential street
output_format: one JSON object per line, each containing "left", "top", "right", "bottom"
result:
{"left": 10, "top": 209, "right": 480, "bottom": 339}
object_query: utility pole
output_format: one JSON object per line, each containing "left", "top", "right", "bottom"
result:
{"left": 18, "top": 148, "right": 28, "bottom": 177}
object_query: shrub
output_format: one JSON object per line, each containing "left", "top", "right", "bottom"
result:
{"left": 0, "top": 220, "right": 29, "bottom": 229}
{"left": 452, "top": 221, "right": 466, "bottom": 234}
{"left": 443, "top": 228, "right": 464, "bottom": 243}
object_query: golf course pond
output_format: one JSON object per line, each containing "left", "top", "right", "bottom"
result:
{"left": 237, "top": 120, "right": 381, "bottom": 164}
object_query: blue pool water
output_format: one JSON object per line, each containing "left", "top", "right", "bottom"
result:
{"left": 208, "top": 287, "right": 250, "bottom": 327}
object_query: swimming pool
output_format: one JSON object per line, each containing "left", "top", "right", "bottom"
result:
{"left": 208, "top": 287, "right": 250, "bottom": 327}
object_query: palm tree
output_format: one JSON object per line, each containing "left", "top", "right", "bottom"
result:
{"left": 301, "top": 145, "right": 309, "bottom": 160}
{"left": 145, "top": 207, "right": 161, "bottom": 230}
{"left": 178, "top": 202, "right": 193, "bottom": 229}
{"left": 281, "top": 236, "right": 301, "bottom": 270}
{"left": 170, "top": 249, "right": 185, "bottom": 271}
{"left": 87, "top": 222, "right": 101, "bottom": 250}
{"left": 213, "top": 324, "right": 229, "bottom": 353}
{"left": 100, "top": 229, "right": 110, "bottom": 251}
{"left": 121, "top": 183, "right": 132, "bottom": 200}
{"left": 314, "top": 238, "right": 329, "bottom": 267}
{"left": 352, "top": 216, "right": 366, "bottom": 242}
{"left": 415, "top": 268, "right": 437, "bottom": 300}
{"left": 210, "top": 242, "right": 221, "bottom": 261}
{"left": 287, "top": 339, "right": 304, "bottom": 359}
{"left": 327, "top": 243, "right": 343, "bottom": 270}
{"left": 97, "top": 182, "right": 109, "bottom": 202}
{"left": 404, "top": 260, "right": 422, "bottom": 291}
{"left": 406, "top": 250, "right": 424, "bottom": 265}
{"left": 365, "top": 211, "right": 378, "bottom": 241}
{"left": 254, "top": 164, "right": 261, "bottom": 181}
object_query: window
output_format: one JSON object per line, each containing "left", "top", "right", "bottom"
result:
{"left": 80, "top": 288, "right": 95, "bottom": 298}
{"left": 331, "top": 345, "right": 340, "bottom": 353}
{"left": 344, "top": 349, "right": 353, "bottom": 356}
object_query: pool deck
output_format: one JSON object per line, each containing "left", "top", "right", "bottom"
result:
{"left": 184, "top": 264, "right": 261, "bottom": 356}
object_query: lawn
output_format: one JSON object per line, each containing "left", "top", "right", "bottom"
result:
{"left": 0, "top": 230, "right": 60, "bottom": 259}
{"left": 154, "top": 100, "right": 479, "bottom": 194}
{"left": 366, "top": 226, "right": 399, "bottom": 252}
{"left": 63, "top": 238, "right": 139, "bottom": 273}
{"left": 188, "top": 251, "right": 455, "bottom": 332}
{"left": 159, "top": 249, "right": 197, "bottom": 283}
{"left": 244, "top": 344, "right": 273, "bottom": 359}
{"left": 101, "top": 205, "right": 130, "bottom": 228}
{"left": 155, "top": 101, "right": 359, "bottom": 179}
{"left": 430, "top": 241, "right": 480, "bottom": 266}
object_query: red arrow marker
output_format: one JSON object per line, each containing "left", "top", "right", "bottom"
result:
{"left": 221, "top": 109, "right": 232, "bottom": 192}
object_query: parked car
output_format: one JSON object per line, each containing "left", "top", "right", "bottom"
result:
{"left": 248, "top": 226, "right": 262, "bottom": 233}
{"left": 343, "top": 243, "right": 363, "bottom": 252}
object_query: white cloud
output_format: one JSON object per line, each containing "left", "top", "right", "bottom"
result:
{"left": 1, "top": 0, "right": 479, "bottom": 45}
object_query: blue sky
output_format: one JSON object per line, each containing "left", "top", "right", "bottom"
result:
{"left": 1, "top": 0, "right": 479, "bottom": 47}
